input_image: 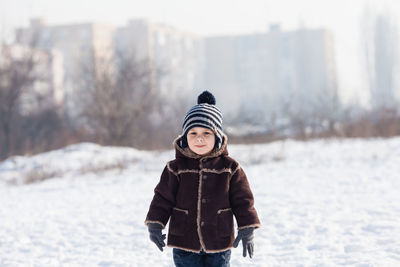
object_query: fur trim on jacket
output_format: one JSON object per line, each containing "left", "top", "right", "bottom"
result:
{"left": 145, "top": 134, "right": 261, "bottom": 253}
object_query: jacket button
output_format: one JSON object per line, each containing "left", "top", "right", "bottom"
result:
{"left": 203, "top": 175, "right": 207, "bottom": 180}
{"left": 201, "top": 221, "right": 205, "bottom": 227}
{"left": 202, "top": 199, "right": 206, "bottom": 204}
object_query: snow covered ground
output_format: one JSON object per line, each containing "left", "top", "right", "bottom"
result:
{"left": 1, "top": 137, "right": 400, "bottom": 266}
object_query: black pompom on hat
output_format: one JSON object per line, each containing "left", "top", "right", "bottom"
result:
{"left": 181, "top": 91, "right": 224, "bottom": 149}
{"left": 198, "top": 91, "right": 216, "bottom": 105}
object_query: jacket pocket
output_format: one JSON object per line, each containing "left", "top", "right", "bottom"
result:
{"left": 169, "top": 207, "right": 188, "bottom": 236}
{"left": 217, "top": 208, "right": 233, "bottom": 237}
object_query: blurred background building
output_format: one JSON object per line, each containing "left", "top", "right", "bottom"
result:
{"left": 366, "top": 14, "right": 400, "bottom": 110}
{"left": 0, "top": 43, "right": 64, "bottom": 114}
{"left": 114, "top": 19, "right": 204, "bottom": 103}
{"left": 15, "top": 18, "right": 116, "bottom": 118}
{"left": 14, "top": 19, "right": 337, "bottom": 127}
{"left": 202, "top": 24, "right": 337, "bottom": 128}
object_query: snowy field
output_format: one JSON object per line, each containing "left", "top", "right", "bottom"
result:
{"left": 1, "top": 137, "right": 400, "bottom": 266}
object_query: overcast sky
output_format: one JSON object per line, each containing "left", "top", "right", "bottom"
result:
{"left": 1, "top": 0, "right": 399, "bottom": 106}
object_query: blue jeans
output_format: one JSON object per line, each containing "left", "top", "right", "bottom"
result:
{"left": 173, "top": 248, "right": 231, "bottom": 267}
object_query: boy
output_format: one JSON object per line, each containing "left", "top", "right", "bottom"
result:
{"left": 145, "top": 91, "right": 261, "bottom": 267}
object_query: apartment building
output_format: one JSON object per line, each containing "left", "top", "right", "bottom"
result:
{"left": 15, "top": 18, "right": 116, "bottom": 117}
{"left": 115, "top": 19, "right": 204, "bottom": 102}
{"left": 15, "top": 19, "right": 338, "bottom": 127}
{"left": 0, "top": 44, "right": 64, "bottom": 114}
{"left": 202, "top": 25, "right": 338, "bottom": 124}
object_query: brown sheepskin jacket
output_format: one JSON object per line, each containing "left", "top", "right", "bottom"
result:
{"left": 145, "top": 135, "right": 261, "bottom": 253}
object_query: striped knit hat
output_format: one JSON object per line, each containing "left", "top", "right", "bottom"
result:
{"left": 181, "top": 91, "right": 224, "bottom": 149}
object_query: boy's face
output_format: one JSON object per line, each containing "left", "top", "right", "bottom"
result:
{"left": 187, "top": 127, "right": 216, "bottom": 156}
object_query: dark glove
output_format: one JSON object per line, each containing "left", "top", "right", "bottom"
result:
{"left": 233, "top": 227, "right": 254, "bottom": 258}
{"left": 148, "top": 223, "right": 166, "bottom": 252}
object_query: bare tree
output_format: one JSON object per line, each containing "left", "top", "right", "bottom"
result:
{"left": 0, "top": 44, "right": 37, "bottom": 159}
{"left": 77, "top": 50, "right": 157, "bottom": 147}
{"left": 0, "top": 29, "right": 66, "bottom": 160}
{"left": 14, "top": 106, "right": 64, "bottom": 154}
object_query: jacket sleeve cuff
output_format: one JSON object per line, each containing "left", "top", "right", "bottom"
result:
{"left": 144, "top": 220, "right": 166, "bottom": 229}
{"left": 237, "top": 223, "right": 262, "bottom": 230}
